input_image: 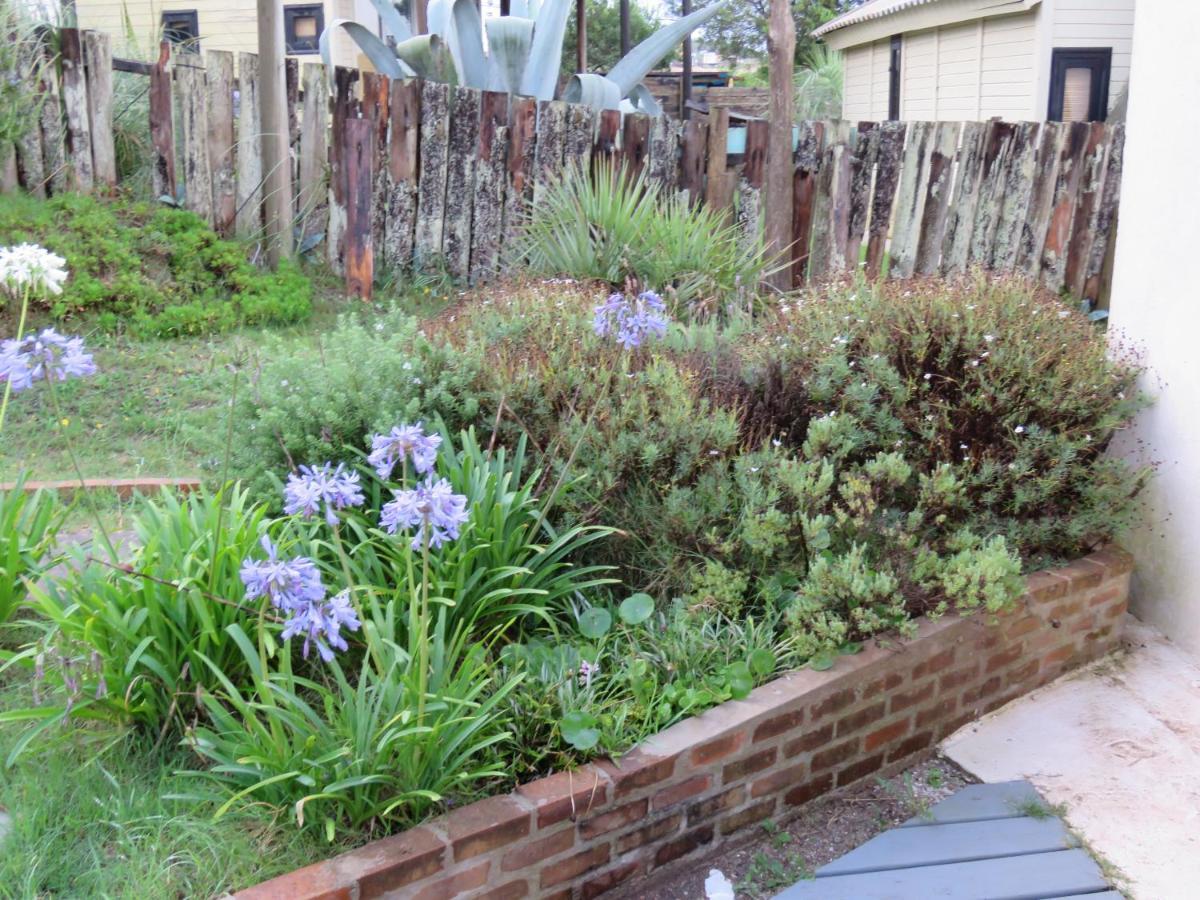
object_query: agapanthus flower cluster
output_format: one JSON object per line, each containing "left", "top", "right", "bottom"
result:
{"left": 0, "top": 243, "right": 68, "bottom": 296}
{"left": 592, "top": 290, "right": 670, "bottom": 349}
{"left": 367, "top": 422, "right": 441, "bottom": 479}
{"left": 283, "top": 461, "right": 365, "bottom": 526}
{"left": 0, "top": 328, "right": 97, "bottom": 393}
{"left": 381, "top": 475, "right": 470, "bottom": 551}
{"left": 240, "top": 535, "right": 359, "bottom": 662}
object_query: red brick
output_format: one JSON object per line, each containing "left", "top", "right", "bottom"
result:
{"left": 352, "top": 826, "right": 448, "bottom": 897}
{"left": 835, "top": 701, "right": 886, "bottom": 737}
{"left": 887, "top": 730, "right": 934, "bottom": 763}
{"left": 864, "top": 717, "right": 910, "bottom": 753}
{"left": 542, "top": 891, "right": 571, "bottom": 900}
{"left": 444, "top": 796, "right": 531, "bottom": 862}
{"left": 501, "top": 827, "right": 574, "bottom": 871}
{"left": 476, "top": 880, "right": 530, "bottom": 900}
{"left": 597, "top": 750, "right": 677, "bottom": 799}
{"left": 234, "top": 865, "right": 353, "bottom": 900}
{"left": 936, "top": 710, "right": 975, "bottom": 741}
{"left": 911, "top": 647, "right": 956, "bottom": 680}
{"left": 1005, "top": 658, "right": 1039, "bottom": 687}
{"left": 783, "top": 772, "right": 834, "bottom": 807}
{"left": 722, "top": 746, "right": 778, "bottom": 782}
{"left": 412, "top": 860, "right": 490, "bottom": 900}
{"left": 616, "top": 813, "right": 683, "bottom": 854}
{"left": 863, "top": 670, "right": 905, "bottom": 696}
{"left": 782, "top": 722, "right": 833, "bottom": 758}
{"left": 939, "top": 662, "right": 979, "bottom": 692}
{"left": 836, "top": 752, "right": 885, "bottom": 787}
{"left": 1002, "top": 614, "right": 1042, "bottom": 639}
{"left": 1100, "top": 597, "right": 1128, "bottom": 621}
{"left": 974, "top": 629, "right": 1002, "bottom": 651}
{"left": 1087, "top": 585, "right": 1122, "bottom": 608}
{"left": 750, "top": 761, "right": 807, "bottom": 798}
{"left": 690, "top": 732, "right": 745, "bottom": 766}
{"left": 720, "top": 797, "right": 777, "bottom": 835}
{"left": 653, "top": 825, "right": 714, "bottom": 868}
{"left": 1057, "top": 560, "right": 1105, "bottom": 590}
{"left": 652, "top": 775, "right": 711, "bottom": 811}
{"left": 889, "top": 682, "right": 934, "bottom": 714}
{"left": 688, "top": 784, "right": 745, "bottom": 824}
{"left": 986, "top": 644, "right": 1024, "bottom": 674}
{"left": 1047, "top": 599, "right": 1083, "bottom": 621}
{"left": 517, "top": 766, "right": 608, "bottom": 828}
{"left": 811, "top": 737, "right": 860, "bottom": 773}
{"left": 915, "top": 696, "right": 958, "bottom": 730}
{"left": 810, "top": 688, "right": 856, "bottom": 721}
{"left": 540, "top": 844, "right": 611, "bottom": 888}
{"left": 1024, "top": 570, "right": 1070, "bottom": 604}
{"left": 753, "top": 708, "right": 806, "bottom": 742}
{"left": 582, "top": 860, "right": 642, "bottom": 899}
{"left": 1085, "top": 623, "right": 1115, "bottom": 644}
{"left": 1069, "top": 612, "right": 1098, "bottom": 634}
{"left": 579, "top": 798, "right": 647, "bottom": 840}
{"left": 962, "top": 676, "right": 1002, "bottom": 707}
{"left": 1084, "top": 548, "right": 1134, "bottom": 576}
{"left": 1043, "top": 643, "right": 1078, "bottom": 668}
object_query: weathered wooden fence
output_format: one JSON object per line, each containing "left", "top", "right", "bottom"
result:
{"left": 7, "top": 28, "right": 1123, "bottom": 303}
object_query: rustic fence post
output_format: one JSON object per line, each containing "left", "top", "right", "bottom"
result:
{"left": 443, "top": 85, "right": 482, "bottom": 279}
{"left": 1063, "top": 122, "right": 1110, "bottom": 295}
{"left": 704, "top": 108, "right": 734, "bottom": 219}
{"left": 15, "top": 40, "right": 46, "bottom": 196}
{"left": 327, "top": 66, "right": 360, "bottom": 272}
{"left": 737, "top": 119, "right": 768, "bottom": 257}
{"left": 679, "top": 116, "right": 708, "bottom": 205}
{"left": 381, "top": 77, "right": 419, "bottom": 270}
{"left": 82, "top": 30, "right": 115, "bottom": 188}
{"left": 59, "top": 27, "right": 93, "bottom": 192}
{"left": 235, "top": 52, "right": 263, "bottom": 238}
{"left": 470, "top": 90, "right": 510, "bottom": 283}
{"left": 149, "top": 42, "right": 176, "bottom": 201}
{"left": 206, "top": 50, "right": 237, "bottom": 235}
{"left": 499, "top": 95, "right": 536, "bottom": 271}
{"left": 176, "top": 57, "right": 214, "bottom": 224}
{"left": 913, "top": 121, "right": 961, "bottom": 275}
{"left": 413, "top": 79, "right": 450, "bottom": 270}
{"left": 360, "top": 71, "right": 391, "bottom": 265}
{"left": 764, "top": 0, "right": 796, "bottom": 291}
{"left": 1081, "top": 124, "right": 1124, "bottom": 302}
{"left": 790, "top": 120, "right": 824, "bottom": 286}
{"left": 532, "top": 100, "right": 568, "bottom": 209}
{"left": 298, "top": 63, "right": 330, "bottom": 248}
{"left": 343, "top": 116, "right": 373, "bottom": 299}
{"left": 940, "top": 120, "right": 987, "bottom": 275}
{"left": 844, "top": 121, "right": 878, "bottom": 269}
{"left": 864, "top": 120, "right": 905, "bottom": 279}
{"left": 622, "top": 113, "right": 650, "bottom": 177}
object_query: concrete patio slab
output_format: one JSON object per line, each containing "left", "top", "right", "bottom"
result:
{"left": 942, "top": 617, "right": 1200, "bottom": 900}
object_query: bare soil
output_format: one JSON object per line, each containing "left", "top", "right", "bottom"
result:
{"left": 614, "top": 756, "right": 975, "bottom": 900}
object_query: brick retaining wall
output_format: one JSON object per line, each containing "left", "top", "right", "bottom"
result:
{"left": 237, "top": 548, "right": 1133, "bottom": 900}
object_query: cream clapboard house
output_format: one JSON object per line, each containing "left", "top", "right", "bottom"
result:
{"left": 816, "top": 0, "right": 1134, "bottom": 123}
{"left": 73, "top": 0, "right": 385, "bottom": 69}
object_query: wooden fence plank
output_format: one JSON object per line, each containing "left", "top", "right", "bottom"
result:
{"left": 594, "top": 109, "right": 621, "bottom": 164}
{"left": 15, "top": 44, "right": 46, "bottom": 197}
{"left": 326, "top": 66, "right": 360, "bottom": 270}
{"left": 414, "top": 79, "right": 451, "bottom": 269}
{"left": 82, "top": 30, "right": 115, "bottom": 188}
{"left": 360, "top": 71, "right": 390, "bottom": 263}
{"left": 736, "top": 119, "right": 768, "bottom": 257}
{"left": 1016, "top": 122, "right": 1067, "bottom": 277}
{"left": 1082, "top": 124, "right": 1124, "bottom": 302}
{"left": 298, "top": 62, "right": 329, "bottom": 247}
{"left": 967, "top": 121, "right": 1017, "bottom": 267}
{"left": 940, "top": 121, "right": 987, "bottom": 275}
{"left": 205, "top": 50, "right": 236, "bottom": 235}
{"left": 1063, "top": 122, "right": 1110, "bottom": 296}
{"left": 470, "top": 91, "right": 510, "bottom": 282}
{"left": 704, "top": 108, "right": 732, "bottom": 217}
{"left": 809, "top": 135, "right": 851, "bottom": 281}
{"left": 679, "top": 116, "right": 707, "bottom": 204}
{"left": 845, "top": 121, "right": 878, "bottom": 269}
{"left": 500, "top": 95, "right": 536, "bottom": 270}
{"left": 343, "top": 117, "right": 373, "bottom": 299}
{"left": 647, "top": 115, "right": 679, "bottom": 190}
{"left": 913, "top": 121, "right": 961, "bottom": 276}
{"left": 285, "top": 58, "right": 300, "bottom": 161}
{"left": 990, "top": 121, "right": 1041, "bottom": 271}
{"left": 564, "top": 103, "right": 595, "bottom": 175}
{"left": 1040, "top": 121, "right": 1091, "bottom": 290}
{"left": 176, "top": 60, "right": 213, "bottom": 224}
{"left": 864, "top": 120, "right": 904, "bottom": 279}
{"left": 532, "top": 99, "right": 568, "bottom": 209}
{"left": 59, "top": 28, "right": 93, "bottom": 192}
{"left": 889, "top": 121, "right": 933, "bottom": 278}
{"left": 791, "top": 120, "right": 825, "bottom": 286}
{"left": 622, "top": 113, "right": 650, "bottom": 177}
{"left": 381, "top": 77, "right": 419, "bottom": 269}
{"left": 443, "top": 85, "right": 481, "bottom": 279}
{"left": 235, "top": 52, "right": 263, "bottom": 239}
{"left": 148, "top": 43, "right": 175, "bottom": 200}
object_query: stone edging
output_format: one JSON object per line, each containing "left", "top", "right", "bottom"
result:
{"left": 237, "top": 548, "right": 1133, "bottom": 900}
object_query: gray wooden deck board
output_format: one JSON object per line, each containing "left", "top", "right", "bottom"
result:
{"left": 819, "top": 816, "right": 1078, "bottom": 876}
{"left": 899, "top": 780, "right": 1044, "bottom": 827}
{"left": 774, "top": 849, "right": 1109, "bottom": 899}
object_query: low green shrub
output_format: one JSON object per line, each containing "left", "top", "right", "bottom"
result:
{"left": 0, "top": 476, "right": 61, "bottom": 632}
{"left": 0, "top": 192, "right": 312, "bottom": 337}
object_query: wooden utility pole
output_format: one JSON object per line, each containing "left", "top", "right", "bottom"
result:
{"left": 764, "top": 0, "right": 795, "bottom": 290}
{"left": 258, "top": 0, "right": 293, "bottom": 264}
{"left": 619, "top": 0, "right": 630, "bottom": 56}
{"left": 414, "top": 0, "right": 428, "bottom": 34}
{"left": 681, "top": 0, "right": 692, "bottom": 117}
{"left": 576, "top": 0, "right": 587, "bottom": 72}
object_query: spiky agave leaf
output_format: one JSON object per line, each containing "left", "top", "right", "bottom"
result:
{"left": 606, "top": 0, "right": 728, "bottom": 96}
{"left": 364, "top": 0, "right": 413, "bottom": 43}
{"left": 320, "top": 19, "right": 411, "bottom": 78}
{"left": 562, "top": 74, "right": 621, "bottom": 111}
{"left": 485, "top": 16, "right": 534, "bottom": 95}
{"left": 395, "top": 34, "right": 457, "bottom": 84}
{"left": 519, "top": 0, "right": 572, "bottom": 100}
{"left": 450, "top": 0, "right": 488, "bottom": 88}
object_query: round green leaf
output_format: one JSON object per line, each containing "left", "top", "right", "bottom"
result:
{"left": 809, "top": 652, "right": 835, "bottom": 671}
{"left": 560, "top": 710, "right": 600, "bottom": 751}
{"left": 618, "top": 592, "right": 654, "bottom": 625}
{"left": 578, "top": 607, "right": 612, "bottom": 640}
{"left": 727, "top": 661, "right": 753, "bottom": 699}
{"left": 747, "top": 648, "right": 776, "bottom": 678}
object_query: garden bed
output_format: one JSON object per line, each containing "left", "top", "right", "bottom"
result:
{"left": 238, "top": 548, "right": 1131, "bottom": 900}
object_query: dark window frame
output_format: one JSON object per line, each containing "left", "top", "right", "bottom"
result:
{"left": 161, "top": 9, "right": 200, "bottom": 51}
{"left": 1047, "top": 47, "right": 1112, "bottom": 122}
{"left": 888, "top": 34, "right": 902, "bottom": 121}
{"left": 284, "top": 4, "right": 325, "bottom": 55}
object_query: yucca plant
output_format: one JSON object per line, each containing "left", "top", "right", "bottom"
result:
{"left": 321, "top": 0, "right": 727, "bottom": 114}
{"left": 0, "top": 476, "right": 61, "bottom": 633}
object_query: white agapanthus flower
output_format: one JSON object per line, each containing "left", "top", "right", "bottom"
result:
{"left": 0, "top": 243, "right": 69, "bottom": 296}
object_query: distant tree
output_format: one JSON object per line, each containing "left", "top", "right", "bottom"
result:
{"left": 562, "top": 0, "right": 671, "bottom": 74}
{"left": 687, "top": 0, "right": 860, "bottom": 67}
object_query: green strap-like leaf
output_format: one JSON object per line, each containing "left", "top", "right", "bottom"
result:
{"left": 607, "top": 0, "right": 729, "bottom": 97}
{"left": 485, "top": 16, "right": 534, "bottom": 95}
{"left": 364, "top": 0, "right": 413, "bottom": 43}
{"left": 520, "top": 0, "right": 571, "bottom": 100}
{"left": 319, "top": 18, "right": 409, "bottom": 79}
{"left": 395, "top": 34, "right": 458, "bottom": 84}
{"left": 451, "top": 0, "right": 487, "bottom": 88}
{"left": 620, "top": 82, "right": 663, "bottom": 117}
{"left": 562, "top": 73, "right": 622, "bottom": 110}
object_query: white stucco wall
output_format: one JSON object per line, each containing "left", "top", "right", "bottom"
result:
{"left": 1107, "top": 3, "right": 1200, "bottom": 657}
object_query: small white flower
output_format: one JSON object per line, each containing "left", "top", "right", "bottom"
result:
{"left": 280, "top": 379, "right": 289, "bottom": 387}
{"left": 1058, "top": 310, "right": 1070, "bottom": 318}
{"left": 970, "top": 359, "right": 980, "bottom": 367}
{"left": 983, "top": 334, "right": 995, "bottom": 343}
{"left": 708, "top": 449, "right": 720, "bottom": 456}
{"left": 402, "top": 361, "right": 413, "bottom": 370}
{"left": 749, "top": 466, "right": 760, "bottom": 473}
{"left": 923, "top": 373, "right": 933, "bottom": 381}
{"left": 1014, "top": 425, "right": 1025, "bottom": 434}
{"left": 772, "top": 439, "right": 782, "bottom": 448}
{"left": 0, "top": 243, "right": 69, "bottom": 296}
{"left": 374, "top": 322, "right": 384, "bottom": 332}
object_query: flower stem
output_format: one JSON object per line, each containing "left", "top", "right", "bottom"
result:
{"left": 0, "top": 285, "right": 32, "bottom": 436}
{"left": 45, "top": 372, "right": 117, "bottom": 560}
{"left": 417, "top": 530, "right": 430, "bottom": 726}
{"left": 208, "top": 362, "right": 241, "bottom": 597}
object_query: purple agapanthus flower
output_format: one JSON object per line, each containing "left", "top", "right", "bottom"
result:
{"left": 0, "top": 328, "right": 96, "bottom": 393}
{"left": 592, "top": 291, "right": 670, "bottom": 349}
{"left": 283, "top": 461, "right": 365, "bottom": 526}
{"left": 380, "top": 475, "right": 470, "bottom": 551}
{"left": 280, "top": 588, "right": 361, "bottom": 662}
{"left": 367, "top": 423, "right": 442, "bottom": 480}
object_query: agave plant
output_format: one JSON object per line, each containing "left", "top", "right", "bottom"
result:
{"left": 320, "top": 0, "right": 727, "bottom": 115}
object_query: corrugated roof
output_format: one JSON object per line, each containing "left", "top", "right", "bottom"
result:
{"left": 813, "top": 0, "right": 943, "bottom": 37}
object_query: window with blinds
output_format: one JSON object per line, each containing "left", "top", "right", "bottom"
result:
{"left": 1049, "top": 48, "right": 1112, "bottom": 122}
